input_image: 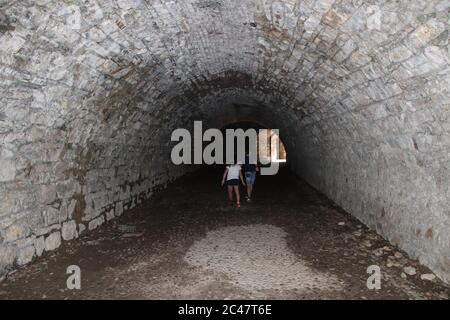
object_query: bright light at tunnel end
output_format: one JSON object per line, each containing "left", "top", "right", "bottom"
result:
{"left": 170, "top": 121, "right": 283, "bottom": 175}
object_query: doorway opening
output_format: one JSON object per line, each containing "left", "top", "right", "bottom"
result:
{"left": 220, "top": 121, "right": 287, "bottom": 168}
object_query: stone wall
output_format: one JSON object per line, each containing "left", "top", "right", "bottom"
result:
{"left": 0, "top": 0, "right": 449, "bottom": 282}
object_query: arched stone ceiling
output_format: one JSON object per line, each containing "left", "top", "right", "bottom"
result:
{"left": 0, "top": 0, "right": 449, "bottom": 281}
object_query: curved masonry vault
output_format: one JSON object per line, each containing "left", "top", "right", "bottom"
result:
{"left": 0, "top": 0, "right": 449, "bottom": 282}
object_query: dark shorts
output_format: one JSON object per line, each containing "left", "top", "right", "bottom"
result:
{"left": 226, "top": 179, "right": 239, "bottom": 186}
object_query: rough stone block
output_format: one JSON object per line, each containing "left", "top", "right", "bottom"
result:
{"left": 0, "top": 160, "right": 16, "bottom": 182}
{"left": 0, "top": 245, "right": 16, "bottom": 269}
{"left": 17, "top": 245, "right": 35, "bottom": 266}
{"left": 44, "top": 232, "right": 61, "bottom": 252}
{"left": 88, "top": 216, "right": 105, "bottom": 231}
{"left": 61, "top": 220, "right": 78, "bottom": 241}
{"left": 34, "top": 236, "right": 45, "bottom": 257}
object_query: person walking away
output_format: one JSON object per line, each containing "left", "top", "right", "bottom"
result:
{"left": 221, "top": 163, "right": 246, "bottom": 208}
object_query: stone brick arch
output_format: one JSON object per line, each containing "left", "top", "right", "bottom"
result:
{"left": 0, "top": 0, "right": 449, "bottom": 282}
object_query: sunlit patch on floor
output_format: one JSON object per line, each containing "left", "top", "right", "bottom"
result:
{"left": 184, "top": 224, "right": 343, "bottom": 292}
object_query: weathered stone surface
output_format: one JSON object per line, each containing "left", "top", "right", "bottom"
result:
{"left": 403, "top": 266, "right": 417, "bottom": 276}
{"left": 0, "top": 0, "right": 449, "bottom": 285}
{"left": 17, "top": 245, "right": 35, "bottom": 266}
{"left": 0, "top": 160, "right": 15, "bottom": 182}
{"left": 3, "top": 219, "right": 30, "bottom": 242}
{"left": 44, "top": 232, "right": 61, "bottom": 252}
{"left": 78, "top": 223, "right": 86, "bottom": 235}
{"left": 105, "top": 209, "right": 115, "bottom": 221}
{"left": 420, "top": 273, "right": 436, "bottom": 281}
{"left": 88, "top": 216, "right": 105, "bottom": 231}
{"left": 409, "top": 18, "right": 446, "bottom": 47}
{"left": 0, "top": 245, "right": 16, "bottom": 270}
{"left": 61, "top": 221, "right": 78, "bottom": 241}
{"left": 34, "top": 236, "right": 45, "bottom": 257}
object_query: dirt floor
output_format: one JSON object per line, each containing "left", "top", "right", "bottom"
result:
{"left": 0, "top": 166, "right": 449, "bottom": 300}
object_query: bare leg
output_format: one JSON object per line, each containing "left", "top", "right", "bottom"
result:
{"left": 247, "top": 185, "right": 253, "bottom": 198}
{"left": 233, "top": 185, "right": 240, "bottom": 205}
{"left": 227, "top": 186, "right": 234, "bottom": 201}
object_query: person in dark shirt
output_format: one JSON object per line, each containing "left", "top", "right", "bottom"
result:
{"left": 243, "top": 153, "right": 259, "bottom": 202}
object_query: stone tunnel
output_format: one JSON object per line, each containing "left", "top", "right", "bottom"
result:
{"left": 0, "top": 0, "right": 449, "bottom": 298}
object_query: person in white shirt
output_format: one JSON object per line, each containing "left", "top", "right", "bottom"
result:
{"left": 221, "top": 163, "right": 246, "bottom": 208}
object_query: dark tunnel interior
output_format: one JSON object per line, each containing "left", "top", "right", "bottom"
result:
{"left": 0, "top": 0, "right": 449, "bottom": 300}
